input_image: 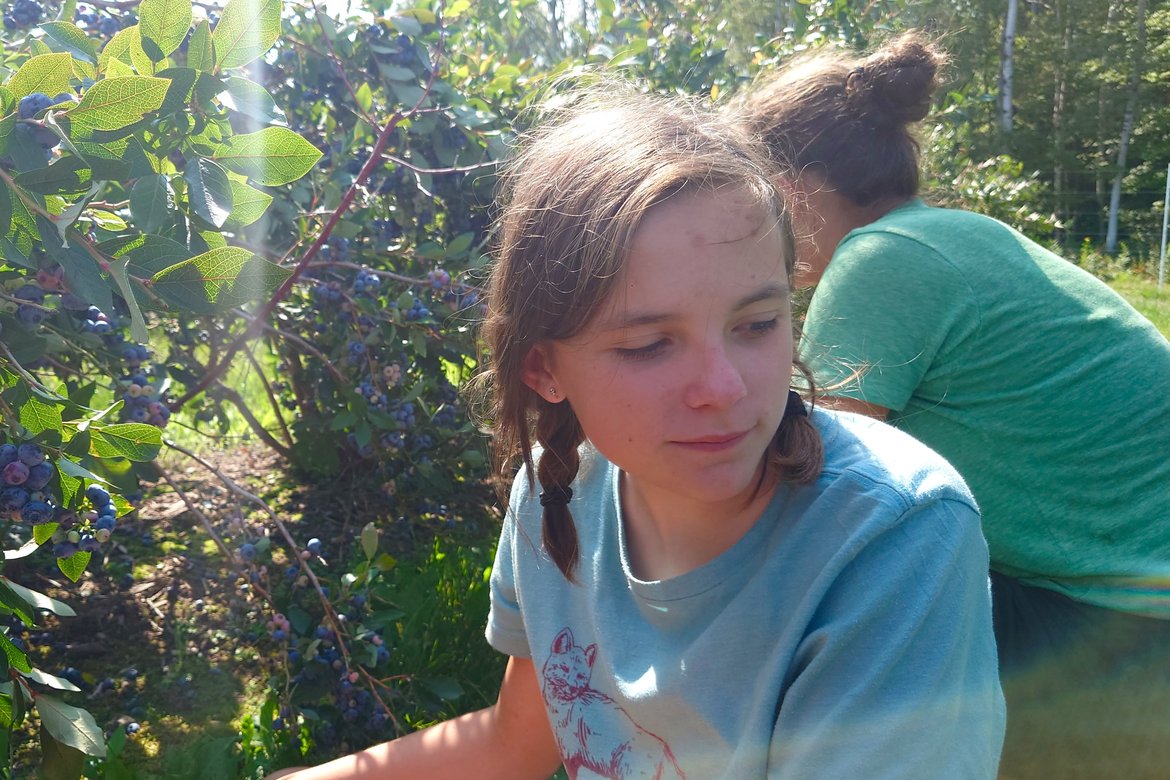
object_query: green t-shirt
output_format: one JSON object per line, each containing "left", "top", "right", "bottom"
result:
{"left": 801, "top": 200, "right": 1170, "bottom": 616}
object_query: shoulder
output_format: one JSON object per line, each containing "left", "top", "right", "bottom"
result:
{"left": 822, "top": 205, "right": 979, "bottom": 292}
{"left": 807, "top": 406, "right": 977, "bottom": 516}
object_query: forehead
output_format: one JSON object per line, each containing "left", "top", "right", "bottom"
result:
{"left": 587, "top": 188, "right": 788, "bottom": 327}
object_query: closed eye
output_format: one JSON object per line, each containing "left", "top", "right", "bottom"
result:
{"left": 744, "top": 317, "right": 779, "bottom": 336}
{"left": 615, "top": 339, "right": 668, "bottom": 362}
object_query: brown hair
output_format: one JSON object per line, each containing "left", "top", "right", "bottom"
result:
{"left": 474, "top": 84, "right": 823, "bottom": 580}
{"left": 735, "top": 31, "right": 948, "bottom": 207}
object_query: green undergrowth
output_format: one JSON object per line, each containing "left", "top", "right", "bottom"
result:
{"left": 1108, "top": 271, "right": 1170, "bottom": 337}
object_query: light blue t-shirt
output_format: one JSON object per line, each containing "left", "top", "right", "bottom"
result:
{"left": 487, "top": 409, "right": 1005, "bottom": 779}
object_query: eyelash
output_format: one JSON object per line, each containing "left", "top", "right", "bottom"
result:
{"left": 615, "top": 318, "right": 781, "bottom": 362}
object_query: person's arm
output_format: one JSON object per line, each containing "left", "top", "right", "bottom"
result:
{"left": 265, "top": 656, "right": 562, "bottom": 780}
{"left": 770, "top": 497, "right": 1006, "bottom": 778}
{"left": 817, "top": 395, "right": 889, "bottom": 421}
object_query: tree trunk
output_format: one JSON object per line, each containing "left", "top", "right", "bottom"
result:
{"left": 1051, "top": 0, "right": 1072, "bottom": 245}
{"left": 998, "top": 0, "right": 1019, "bottom": 135}
{"left": 1095, "top": 0, "right": 1121, "bottom": 223}
{"left": 1106, "top": 0, "right": 1148, "bottom": 254}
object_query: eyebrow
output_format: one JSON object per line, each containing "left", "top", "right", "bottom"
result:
{"left": 601, "top": 283, "right": 789, "bottom": 332}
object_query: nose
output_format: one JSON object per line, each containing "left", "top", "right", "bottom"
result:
{"left": 683, "top": 343, "right": 748, "bottom": 409}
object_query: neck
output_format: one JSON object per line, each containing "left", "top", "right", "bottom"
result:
{"left": 619, "top": 466, "right": 777, "bottom": 581}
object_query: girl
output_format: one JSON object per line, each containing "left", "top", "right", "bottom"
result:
{"left": 268, "top": 85, "right": 1003, "bottom": 779}
{"left": 735, "top": 32, "right": 1170, "bottom": 776}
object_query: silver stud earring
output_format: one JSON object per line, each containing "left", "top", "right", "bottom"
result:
{"left": 549, "top": 387, "right": 558, "bottom": 398}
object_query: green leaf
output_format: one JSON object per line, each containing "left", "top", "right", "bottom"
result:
{"left": 185, "top": 157, "right": 233, "bottom": 227}
{"left": 218, "top": 76, "right": 283, "bottom": 124}
{"left": 40, "top": 21, "right": 98, "bottom": 64}
{"left": 13, "top": 157, "right": 92, "bottom": 196}
{"left": 3, "top": 538, "right": 42, "bottom": 560}
{"left": 107, "top": 258, "right": 149, "bottom": 343}
{"left": 0, "top": 581, "right": 36, "bottom": 627}
{"left": 150, "top": 246, "right": 291, "bottom": 314}
{"left": 212, "top": 127, "right": 322, "bottom": 186}
{"left": 99, "top": 25, "right": 155, "bottom": 75}
{"left": 0, "top": 580, "right": 71, "bottom": 620}
{"left": 354, "top": 81, "right": 373, "bottom": 113}
{"left": 65, "top": 76, "right": 170, "bottom": 134}
{"left": 43, "top": 231, "right": 113, "bottom": 314}
{"left": 0, "top": 634, "right": 31, "bottom": 674}
{"left": 56, "top": 550, "right": 91, "bottom": 582}
{"left": 129, "top": 174, "right": 177, "bottom": 233}
{"left": 390, "top": 15, "right": 423, "bottom": 37}
{"left": 55, "top": 457, "right": 104, "bottom": 483}
{"left": 0, "top": 687, "right": 14, "bottom": 730}
{"left": 36, "top": 695, "right": 106, "bottom": 758}
{"left": 89, "top": 423, "right": 163, "bottom": 461}
{"left": 212, "top": 0, "right": 282, "bottom": 70}
{"left": 225, "top": 179, "right": 272, "bottom": 228}
{"left": 187, "top": 19, "right": 213, "bottom": 72}
{"left": 5, "top": 53, "right": 74, "bottom": 100}
{"left": 140, "top": 0, "right": 193, "bottom": 60}
{"left": 20, "top": 668, "right": 80, "bottom": 692}
{"left": 360, "top": 522, "right": 378, "bottom": 561}
{"left": 34, "top": 523, "right": 58, "bottom": 546}
{"left": 104, "top": 235, "right": 193, "bottom": 282}
{"left": 12, "top": 386, "right": 62, "bottom": 436}
{"left": 421, "top": 676, "right": 463, "bottom": 701}
{"left": 39, "top": 727, "right": 87, "bottom": 780}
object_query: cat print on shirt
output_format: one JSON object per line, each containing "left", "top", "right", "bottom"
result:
{"left": 540, "top": 627, "right": 686, "bottom": 780}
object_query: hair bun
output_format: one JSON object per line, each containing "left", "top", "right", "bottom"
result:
{"left": 846, "top": 33, "right": 946, "bottom": 126}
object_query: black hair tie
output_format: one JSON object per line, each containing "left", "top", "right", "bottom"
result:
{"left": 786, "top": 390, "right": 808, "bottom": 419}
{"left": 539, "top": 486, "right": 574, "bottom": 507}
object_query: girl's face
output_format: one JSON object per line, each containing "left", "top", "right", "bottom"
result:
{"left": 523, "top": 187, "right": 794, "bottom": 514}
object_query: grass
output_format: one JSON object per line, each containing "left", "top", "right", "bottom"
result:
{"left": 1109, "top": 271, "right": 1170, "bottom": 336}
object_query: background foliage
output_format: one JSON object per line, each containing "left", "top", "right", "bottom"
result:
{"left": 0, "top": 0, "right": 1166, "bottom": 778}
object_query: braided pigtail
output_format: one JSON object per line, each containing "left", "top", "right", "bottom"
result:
{"left": 534, "top": 402, "right": 586, "bottom": 580}
{"left": 768, "top": 359, "right": 824, "bottom": 485}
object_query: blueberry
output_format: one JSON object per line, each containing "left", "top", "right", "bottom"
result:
{"left": 16, "top": 442, "right": 43, "bottom": 467}
{"left": 3, "top": 461, "right": 30, "bottom": 486}
{"left": 17, "top": 92, "right": 52, "bottom": 119}
{"left": 24, "top": 461, "right": 53, "bottom": 491}
{"left": 1, "top": 487, "right": 30, "bottom": 512}
{"left": 85, "top": 484, "right": 110, "bottom": 506}
{"left": 124, "top": 722, "right": 140, "bottom": 735}
{"left": 306, "top": 537, "right": 322, "bottom": 555}
{"left": 0, "top": 445, "right": 17, "bottom": 467}
{"left": 238, "top": 543, "right": 256, "bottom": 561}
{"left": 21, "top": 500, "right": 52, "bottom": 524}
{"left": 16, "top": 305, "right": 46, "bottom": 328}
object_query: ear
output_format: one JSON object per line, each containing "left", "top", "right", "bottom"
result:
{"left": 552, "top": 627, "right": 573, "bottom": 654}
{"left": 521, "top": 343, "right": 564, "bottom": 404}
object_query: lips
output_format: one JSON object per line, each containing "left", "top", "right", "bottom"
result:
{"left": 671, "top": 431, "right": 749, "bottom": 452}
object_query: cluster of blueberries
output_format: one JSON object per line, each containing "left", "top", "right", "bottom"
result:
{"left": 1, "top": 443, "right": 55, "bottom": 524}
{"left": 73, "top": 4, "right": 122, "bottom": 36}
{"left": 120, "top": 373, "right": 172, "bottom": 427}
{"left": 2, "top": 0, "right": 42, "bottom": 29}
{"left": 16, "top": 92, "right": 75, "bottom": 160}
{"left": 51, "top": 484, "right": 118, "bottom": 559}
{"left": 0, "top": 444, "right": 126, "bottom": 559}
{"left": 265, "top": 610, "right": 393, "bottom": 731}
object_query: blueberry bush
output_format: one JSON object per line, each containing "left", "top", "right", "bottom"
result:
{"left": 0, "top": 0, "right": 323, "bottom": 771}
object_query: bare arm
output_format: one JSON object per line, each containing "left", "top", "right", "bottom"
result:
{"left": 265, "top": 657, "right": 561, "bottom": 780}
{"left": 818, "top": 395, "right": 889, "bottom": 421}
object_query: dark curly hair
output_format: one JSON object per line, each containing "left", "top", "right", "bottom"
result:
{"left": 734, "top": 31, "right": 949, "bottom": 207}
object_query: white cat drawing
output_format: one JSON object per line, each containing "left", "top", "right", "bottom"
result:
{"left": 540, "top": 627, "right": 685, "bottom": 780}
